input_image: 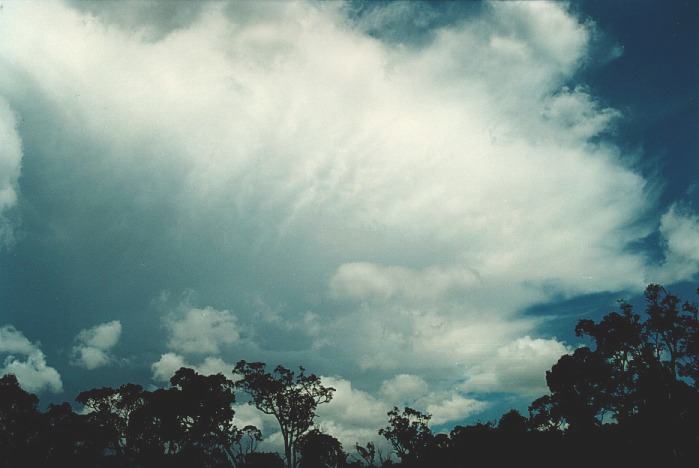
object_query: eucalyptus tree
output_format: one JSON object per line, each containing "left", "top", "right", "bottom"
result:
{"left": 233, "top": 361, "right": 335, "bottom": 468}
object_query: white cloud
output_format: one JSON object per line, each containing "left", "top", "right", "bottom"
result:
{"left": 0, "top": 325, "right": 62, "bottom": 393}
{"left": 0, "top": 97, "right": 22, "bottom": 248}
{"left": 425, "top": 393, "right": 488, "bottom": 426}
{"left": 165, "top": 307, "right": 239, "bottom": 355}
{"left": 0, "top": 324, "right": 37, "bottom": 355}
{"left": 657, "top": 205, "right": 699, "bottom": 283}
{"left": 151, "top": 352, "right": 236, "bottom": 382}
{"left": 151, "top": 352, "right": 185, "bottom": 382}
{"left": 0, "top": 0, "right": 695, "bottom": 405}
{"left": 316, "top": 375, "right": 487, "bottom": 447}
{"left": 316, "top": 376, "right": 392, "bottom": 448}
{"left": 379, "top": 374, "right": 429, "bottom": 404}
{"left": 72, "top": 320, "right": 122, "bottom": 369}
{"left": 463, "top": 336, "right": 573, "bottom": 396}
{"left": 331, "top": 263, "right": 481, "bottom": 302}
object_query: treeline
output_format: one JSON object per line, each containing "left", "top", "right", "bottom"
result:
{"left": 2, "top": 284, "right": 699, "bottom": 467}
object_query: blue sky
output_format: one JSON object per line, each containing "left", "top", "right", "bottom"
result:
{"left": 0, "top": 0, "right": 697, "bottom": 448}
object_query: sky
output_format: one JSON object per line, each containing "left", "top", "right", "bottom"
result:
{"left": 0, "top": 0, "right": 698, "bottom": 451}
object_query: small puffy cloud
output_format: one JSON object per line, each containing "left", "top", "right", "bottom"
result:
{"left": 72, "top": 320, "right": 122, "bottom": 369}
{"left": 151, "top": 352, "right": 185, "bottom": 382}
{"left": 657, "top": 205, "right": 699, "bottom": 283}
{"left": 463, "top": 336, "right": 572, "bottom": 396}
{"left": 151, "top": 352, "right": 236, "bottom": 382}
{"left": 0, "top": 97, "right": 22, "bottom": 248}
{"left": 0, "top": 325, "right": 62, "bottom": 393}
{"left": 165, "top": 306, "right": 239, "bottom": 355}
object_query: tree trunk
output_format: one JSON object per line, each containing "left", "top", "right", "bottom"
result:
{"left": 283, "top": 434, "right": 292, "bottom": 468}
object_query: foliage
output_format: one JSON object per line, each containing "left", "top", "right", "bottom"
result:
{"left": 297, "top": 429, "right": 345, "bottom": 468}
{"left": 233, "top": 360, "right": 335, "bottom": 468}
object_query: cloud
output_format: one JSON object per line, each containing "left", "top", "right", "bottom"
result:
{"left": 315, "top": 375, "right": 487, "bottom": 448}
{"left": 0, "top": 325, "right": 62, "bottom": 393}
{"left": 463, "top": 336, "right": 573, "bottom": 396}
{"left": 379, "top": 374, "right": 429, "bottom": 404}
{"left": 165, "top": 307, "right": 239, "bottom": 355}
{"left": 0, "top": 97, "right": 22, "bottom": 248}
{"left": 151, "top": 352, "right": 236, "bottom": 382}
{"left": 0, "top": 0, "right": 696, "bottom": 408}
{"left": 331, "top": 263, "right": 481, "bottom": 302}
{"left": 425, "top": 393, "right": 488, "bottom": 426}
{"left": 71, "top": 320, "right": 122, "bottom": 369}
{"left": 656, "top": 204, "right": 699, "bottom": 283}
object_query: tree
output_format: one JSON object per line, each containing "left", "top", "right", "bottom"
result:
{"left": 127, "top": 367, "right": 239, "bottom": 467}
{"left": 297, "top": 429, "right": 345, "bottom": 468}
{"left": 379, "top": 407, "right": 433, "bottom": 465}
{"left": 679, "top": 290, "right": 699, "bottom": 386}
{"left": 544, "top": 347, "right": 612, "bottom": 432}
{"left": 76, "top": 383, "right": 145, "bottom": 460}
{"left": 575, "top": 300, "right": 643, "bottom": 422}
{"left": 240, "top": 452, "right": 285, "bottom": 468}
{"left": 353, "top": 442, "right": 378, "bottom": 467}
{"left": 38, "top": 402, "right": 102, "bottom": 467}
{"left": 528, "top": 395, "right": 562, "bottom": 432}
{"left": 231, "top": 425, "right": 263, "bottom": 467}
{"left": 0, "top": 374, "right": 41, "bottom": 468}
{"left": 643, "top": 284, "right": 693, "bottom": 379}
{"left": 497, "top": 409, "right": 528, "bottom": 434}
{"left": 234, "top": 361, "right": 335, "bottom": 468}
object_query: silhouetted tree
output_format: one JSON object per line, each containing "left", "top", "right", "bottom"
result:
{"left": 127, "top": 368, "right": 238, "bottom": 467}
{"left": 234, "top": 361, "right": 335, "bottom": 468}
{"left": 231, "top": 425, "right": 263, "bottom": 467}
{"left": 39, "top": 402, "right": 103, "bottom": 467}
{"left": 240, "top": 452, "right": 285, "bottom": 468}
{"left": 297, "top": 429, "right": 345, "bottom": 468}
{"left": 76, "top": 383, "right": 145, "bottom": 461}
{"left": 545, "top": 347, "right": 612, "bottom": 432}
{"left": 497, "top": 409, "right": 528, "bottom": 434}
{"left": 353, "top": 442, "right": 378, "bottom": 467}
{"left": 379, "top": 407, "right": 433, "bottom": 466}
{"left": 0, "top": 374, "right": 41, "bottom": 468}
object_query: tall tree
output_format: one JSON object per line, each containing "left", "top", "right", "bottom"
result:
{"left": 379, "top": 407, "right": 434, "bottom": 465}
{"left": 234, "top": 361, "right": 335, "bottom": 468}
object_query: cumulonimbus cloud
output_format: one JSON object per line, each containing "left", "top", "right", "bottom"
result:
{"left": 0, "top": 1, "right": 697, "bottom": 433}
